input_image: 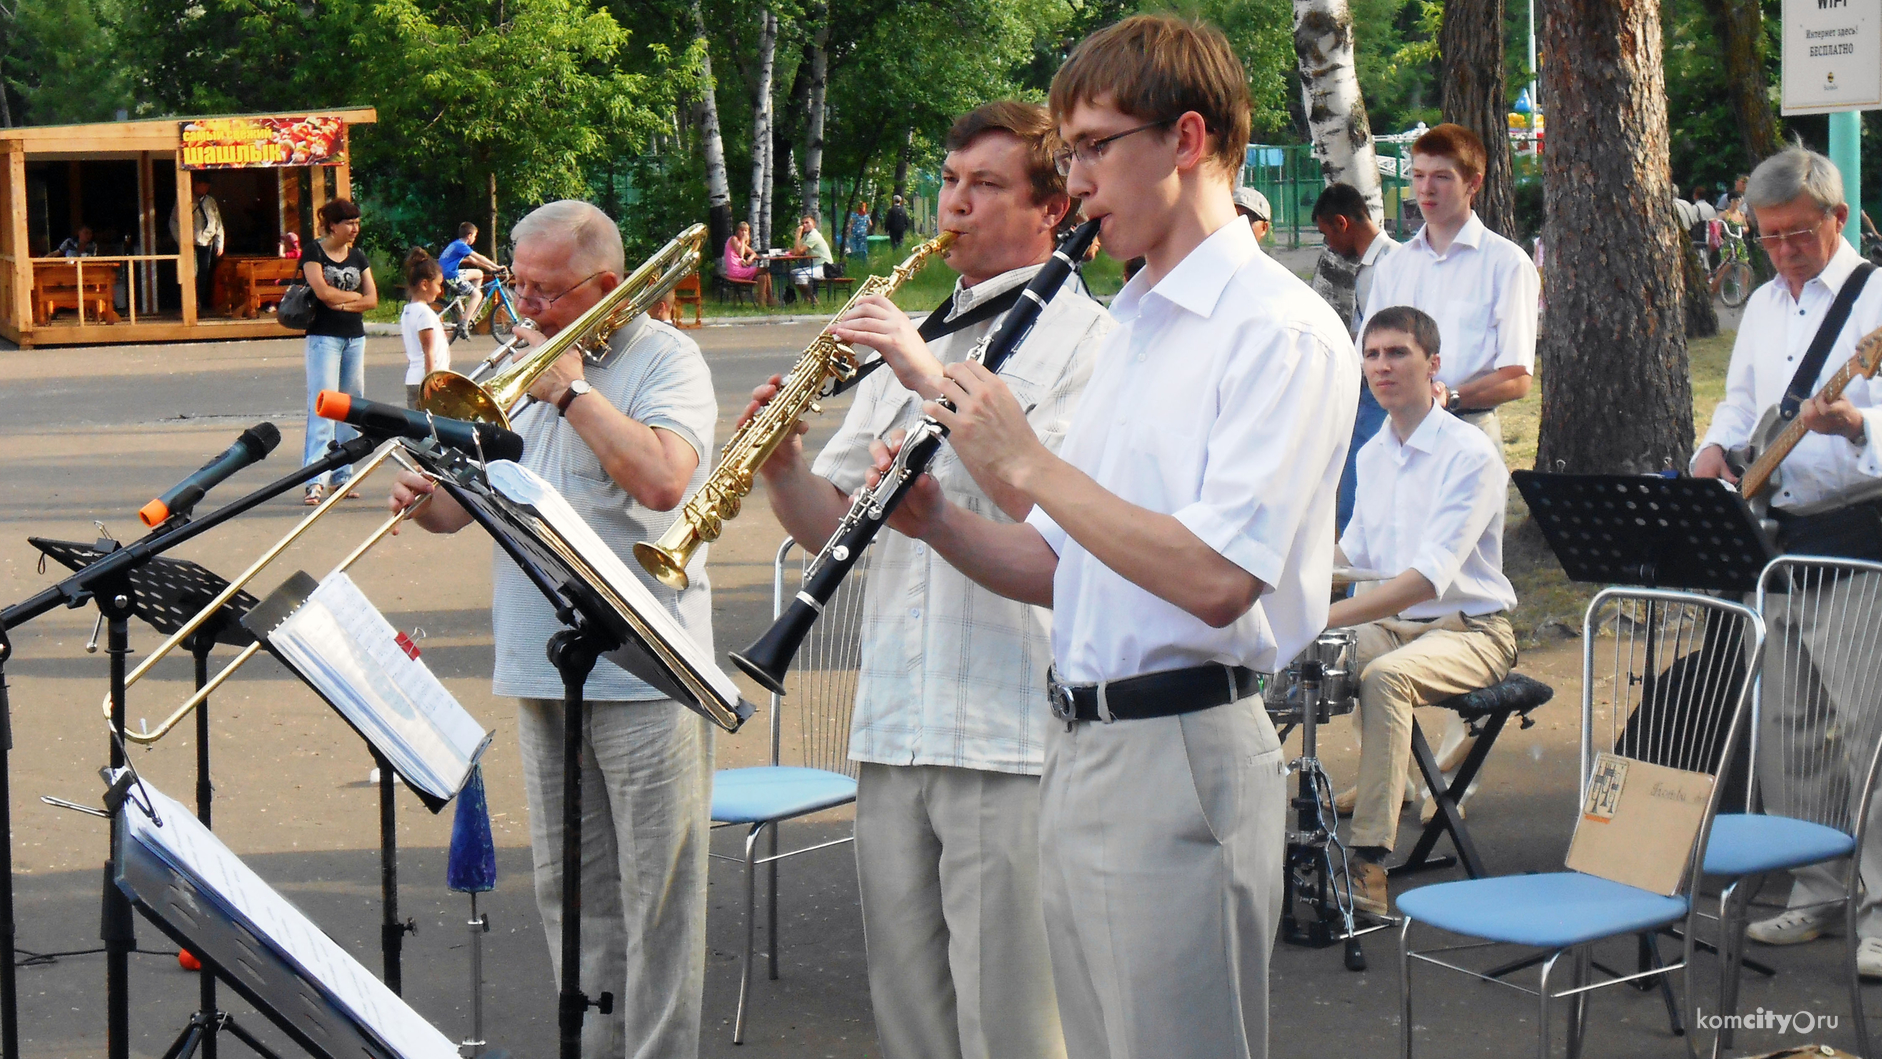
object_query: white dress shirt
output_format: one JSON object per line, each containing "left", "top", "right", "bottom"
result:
{"left": 1361, "top": 211, "right": 1539, "bottom": 390}
{"left": 1340, "top": 406, "right": 1516, "bottom": 619}
{"left": 1027, "top": 220, "right": 1359, "bottom": 680}
{"left": 812, "top": 266, "right": 1114, "bottom": 774}
{"left": 1351, "top": 230, "right": 1399, "bottom": 338}
{"left": 1697, "top": 240, "right": 1882, "bottom": 515}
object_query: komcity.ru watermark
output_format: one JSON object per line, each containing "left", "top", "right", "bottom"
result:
{"left": 1694, "top": 1007, "right": 1839, "bottom": 1034}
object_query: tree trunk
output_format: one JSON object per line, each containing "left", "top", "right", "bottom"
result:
{"left": 1439, "top": 0, "right": 1516, "bottom": 237}
{"left": 892, "top": 127, "right": 914, "bottom": 202}
{"left": 1683, "top": 243, "right": 1718, "bottom": 338}
{"left": 749, "top": 6, "right": 778, "bottom": 244}
{"left": 1708, "top": 0, "right": 1782, "bottom": 169}
{"left": 801, "top": 3, "right": 829, "bottom": 223}
{"left": 692, "top": 1, "right": 734, "bottom": 254}
{"left": 1535, "top": 0, "right": 1694, "bottom": 474}
{"left": 1293, "top": 0, "right": 1383, "bottom": 222}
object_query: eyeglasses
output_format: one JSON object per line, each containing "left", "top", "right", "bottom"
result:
{"left": 514, "top": 271, "right": 603, "bottom": 310}
{"left": 1756, "top": 217, "right": 1829, "bottom": 249}
{"left": 1052, "top": 119, "right": 1177, "bottom": 176}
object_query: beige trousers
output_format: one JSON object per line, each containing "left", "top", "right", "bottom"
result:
{"left": 1348, "top": 613, "right": 1517, "bottom": 850}
{"left": 855, "top": 763, "right": 1065, "bottom": 1059}
{"left": 1038, "top": 699, "right": 1288, "bottom": 1059}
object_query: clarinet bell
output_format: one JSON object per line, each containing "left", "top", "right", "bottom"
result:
{"left": 728, "top": 599, "right": 821, "bottom": 695}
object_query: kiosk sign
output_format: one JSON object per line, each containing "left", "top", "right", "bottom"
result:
{"left": 180, "top": 115, "right": 347, "bottom": 169}
{"left": 1781, "top": 0, "right": 1881, "bottom": 114}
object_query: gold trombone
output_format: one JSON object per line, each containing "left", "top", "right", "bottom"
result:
{"left": 101, "top": 440, "right": 427, "bottom": 744}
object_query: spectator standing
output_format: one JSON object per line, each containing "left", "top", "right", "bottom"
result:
{"left": 168, "top": 179, "right": 224, "bottom": 311}
{"left": 400, "top": 248, "right": 449, "bottom": 409}
{"left": 846, "top": 202, "right": 872, "bottom": 257}
{"left": 300, "top": 198, "right": 377, "bottom": 505}
{"left": 885, "top": 194, "right": 911, "bottom": 250}
{"left": 1312, "top": 181, "right": 1401, "bottom": 532}
{"left": 1234, "top": 186, "right": 1272, "bottom": 243}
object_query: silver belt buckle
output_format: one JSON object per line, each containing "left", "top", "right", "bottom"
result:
{"left": 1047, "top": 670, "right": 1078, "bottom": 724}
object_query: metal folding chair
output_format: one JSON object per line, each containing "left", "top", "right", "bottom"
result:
{"left": 1703, "top": 555, "right": 1882, "bottom": 1058}
{"left": 710, "top": 538, "right": 869, "bottom": 1043}
{"left": 1397, "top": 588, "right": 1764, "bottom": 1059}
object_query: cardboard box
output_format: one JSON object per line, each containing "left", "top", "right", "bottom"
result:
{"left": 1565, "top": 752, "right": 1715, "bottom": 896}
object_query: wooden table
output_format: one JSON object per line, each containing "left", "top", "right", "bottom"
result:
{"left": 757, "top": 253, "right": 809, "bottom": 308}
{"left": 32, "top": 261, "right": 120, "bottom": 324}
{"left": 218, "top": 256, "right": 303, "bottom": 318}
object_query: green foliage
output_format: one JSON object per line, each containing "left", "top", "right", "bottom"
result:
{"left": 6, "top": 0, "right": 134, "bottom": 123}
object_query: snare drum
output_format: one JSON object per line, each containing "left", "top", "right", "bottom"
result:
{"left": 1263, "top": 629, "right": 1360, "bottom": 725}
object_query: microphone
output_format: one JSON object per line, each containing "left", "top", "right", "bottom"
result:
{"left": 139, "top": 423, "right": 282, "bottom": 527}
{"left": 315, "top": 391, "right": 525, "bottom": 463}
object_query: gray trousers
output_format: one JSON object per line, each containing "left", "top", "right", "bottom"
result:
{"left": 855, "top": 763, "right": 1065, "bottom": 1059}
{"left": 1760, "top": 572, "right": 1882, "bottom": 936}
{"left": 1038, "top": 699, "right": 1288, "bottom": 1059}
{"left": 518, "top": 697, "right": 713, "bottom": 1059}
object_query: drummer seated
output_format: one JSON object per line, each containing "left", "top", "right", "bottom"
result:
{"left": 1330, "top": 305, "right": 1518, "bottom": 916}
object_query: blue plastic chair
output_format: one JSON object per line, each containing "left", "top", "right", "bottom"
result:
{"left": 709, "top": 538, "right": 868, "bottom": 1043}
{"left": 1703, "top": 555, "right": 1882, "bottom": 1058}
{"left": 1397, "top": 588, "right": 1765, "bottom": 1059}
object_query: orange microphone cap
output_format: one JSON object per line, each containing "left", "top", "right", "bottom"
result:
{"left": 137, "top": 498, "right": 170, "bottom": 528}
{"left": 315, "top": 390, "right": 352, "bottom": 421}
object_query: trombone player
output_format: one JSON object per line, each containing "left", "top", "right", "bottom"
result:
{"left": 388, "top": 200, "right": 719, "bottom": 1059}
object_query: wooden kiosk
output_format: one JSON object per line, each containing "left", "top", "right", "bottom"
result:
{"left": 0, "top": 107, "right": 377, "bottom": 348}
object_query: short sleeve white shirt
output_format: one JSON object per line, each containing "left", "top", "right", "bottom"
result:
{"left": 399, "top": 301, "right": 446, "bottom": 384}
{"left": 1360, "top": 211, "right": 1540, "bottom": 389}
{"left": 1696, "top": 240, "right": 1882, "bottom": 514}
{"left": 1351, "top": 231, "right": 1399, "bottom": 338}
{"left": 1026, "top": 220, "right": 1359, "bottom": 679}
{"left": 1339, "top": 406, "right": 1517, "bottom": 619}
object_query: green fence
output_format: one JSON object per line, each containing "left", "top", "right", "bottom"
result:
{"left": 1242, "top": 141, "right": 1420, "bottom": 248}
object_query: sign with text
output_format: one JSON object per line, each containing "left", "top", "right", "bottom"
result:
{"left": 179, "top": 115, "right": 347, "bottom": 169}
{"left": 1782, "top": 0, "right": 1881, "bottom": 114}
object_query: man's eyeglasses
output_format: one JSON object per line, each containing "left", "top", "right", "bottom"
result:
{"left": 515, "top": 271, "right": 604, "bottom": 310}
{"left": 1052, "top": 119, "right": 1177, "bottom": 176}
{"left": 1756, "top": 217, "right": 1829, "bottom": 249}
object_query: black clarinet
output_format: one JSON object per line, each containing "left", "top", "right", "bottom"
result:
{"left": 731, "top": 219, "right": 1102, "bottom": 693}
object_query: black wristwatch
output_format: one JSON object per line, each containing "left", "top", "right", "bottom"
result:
{"left": 556, "top": 379, "right": 593, "bottom": 416}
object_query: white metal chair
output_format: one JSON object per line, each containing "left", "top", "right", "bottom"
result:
{"left": 1704, "top": 555, "right": 1882, "bottom": 1057}
{"left": 1397, "top": 587, "right": 1765, "bottom": 1059}
{"left": 710, "top": 537, "right": 869, "bottom": 1043}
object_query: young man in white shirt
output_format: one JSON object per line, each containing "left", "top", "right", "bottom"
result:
{"left": 874, "top": 16, "right": 1357, "bottom": 1059}
{"left": 1328, "top": 305, "right": 1518, "bottom": 915}
{"left": 1691, "top": 144, "right": 1882, "bottom": 972}
{"left": 744, "top": 100, "right": 1113, "bottom": 1059}
{"left": 1361, "top": 124, "right": 1539, "bottom": 462}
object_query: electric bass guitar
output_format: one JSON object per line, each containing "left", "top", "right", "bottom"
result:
{"left": 1728, "top": 324, "right": 1882, "bottom": 519}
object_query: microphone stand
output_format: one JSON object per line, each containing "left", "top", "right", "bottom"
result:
{"left": 0, "top": 433, "right": 378, "bottom": 1059}
{"left": 0, "top": 626, "right": 17, "bottom": 1059}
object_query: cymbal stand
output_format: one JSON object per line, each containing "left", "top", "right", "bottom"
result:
{"left": 1279, "top": 661, "right": 1391, "bottom": 971}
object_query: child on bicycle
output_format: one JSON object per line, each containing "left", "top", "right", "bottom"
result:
{"left": 439, "top": 221, "right": 504, "bottom": 328}
{"left": 401, "top": 248, "right": 451, "bottom": 408}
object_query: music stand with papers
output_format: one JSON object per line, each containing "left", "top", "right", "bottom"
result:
{"left": 405, "top": 443, "right": 753, "bottom": 1059}
{"left": 1510, "top": 471, "right": 1773, "bottom": 593}
{"left": 240, "top": 569, "right": 496, "bottom": 996}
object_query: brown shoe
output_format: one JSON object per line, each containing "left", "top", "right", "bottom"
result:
{"left": 1349, "top": 859, "right": 1390, "bottom": 916}
{"left": 1420, "top": 795, "right": 1466, "bottom": 825}
{"left": 1333, "top": 787, "right": 1357, "bottom": 816}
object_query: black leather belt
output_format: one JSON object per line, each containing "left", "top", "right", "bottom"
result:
{"left": 1047, "top": 663, "right": 1258, "bottom": 724}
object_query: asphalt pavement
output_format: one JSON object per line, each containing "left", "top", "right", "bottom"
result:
{"left": 0, "top": 323, "right": 1862, "bottom": 1058}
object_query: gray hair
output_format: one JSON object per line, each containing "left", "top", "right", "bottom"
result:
{"left": 510, "top": 200, "right": 626, "bottom": 275}
{"left": 1745, "top": 143, "right": 1845, "bottom": 214}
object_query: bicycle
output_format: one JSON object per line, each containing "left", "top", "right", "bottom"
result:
{"left": 438, "top": 267, "right": 523, "bottom": 343}
{"left": 1707, "top": 220, "right": 1754, "bottom": 309}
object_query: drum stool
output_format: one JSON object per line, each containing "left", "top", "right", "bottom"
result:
{"left": 1388, "top": 672, "right": 1554, "bottom": 879}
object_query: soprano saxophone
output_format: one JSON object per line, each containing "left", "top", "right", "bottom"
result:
{"left": 633, "top": 232, "right": 957, "bottom": 589}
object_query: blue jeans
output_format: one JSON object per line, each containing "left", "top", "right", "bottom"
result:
{"left": 303, "top": 333, "right": 366, "bottom": 487}
{"left": 1337, "top": 382, "right": 1388, "bottom": 535}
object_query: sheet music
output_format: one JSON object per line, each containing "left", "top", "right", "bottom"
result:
{"left": 267, "top": 573, "right": 490, "bottom": 802}
{"left": 486, "top": 461, "right": 744, "bottom": 707}
{"left": 122, "top": 778, "right": 460, "bottom": 1059}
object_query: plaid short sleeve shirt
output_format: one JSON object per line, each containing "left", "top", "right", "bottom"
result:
{"left": 810, "top": 264, "right": 1113, "bottom": 774}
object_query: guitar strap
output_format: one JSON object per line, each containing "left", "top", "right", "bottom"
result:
{"left": 1778, "top": 261, "right": 1876, "bottom": 423}
{"left": 826, "top": 284, "right": 1027, "bottom": 396}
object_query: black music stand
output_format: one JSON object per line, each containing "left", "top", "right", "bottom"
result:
{"left": 0, "top": 433, "right": 378, "bottom": 1059}
{"left": 1511, "top": 471, "right": 1773, "bottom": 592}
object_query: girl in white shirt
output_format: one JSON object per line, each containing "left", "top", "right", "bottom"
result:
{"left": 400, "top": 248, "right": 450, "bottom": 408}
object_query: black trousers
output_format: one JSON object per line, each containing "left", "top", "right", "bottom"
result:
{"left": 194, "top": 245, "right": 218, "bottom": 309}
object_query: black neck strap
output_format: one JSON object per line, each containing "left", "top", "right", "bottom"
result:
{"left": 1780, "top": 262, "right": 1875, "bottom": 422}
{"left": 828, "top": 283, "right": 1028, "bottom": 396}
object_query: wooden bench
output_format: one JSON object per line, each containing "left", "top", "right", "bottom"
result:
{"left": 818, "top": 275, "right": 854, "bottom": 302}
{"left": 33, "top": 261, "right": 120, "bottom": 324}
{"left": 716, "top": 272, "right": 757, "bottom": 306}
{"left": 224, "top": 257, "right": 303, "bottom": 319}
{"left": 671, "top": 272, "right": 704, "bottom": 329}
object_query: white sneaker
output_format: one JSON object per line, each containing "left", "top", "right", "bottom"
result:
{"left": 1745, "top": 906, "right": 1841, "bottom": 946}
{"left": 1859, "top": 937, "right": 1882, "bottom": 980}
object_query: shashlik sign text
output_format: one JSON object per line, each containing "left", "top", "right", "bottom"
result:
{"left": 179, "top": 116, "right": 347, "bottom": 169}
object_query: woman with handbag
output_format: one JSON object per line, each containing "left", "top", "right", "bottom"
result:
{"left": 299, "top": 198, "right": 377, "bottom": 504}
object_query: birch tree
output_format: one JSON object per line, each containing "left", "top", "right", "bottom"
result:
{"left": 691, "top": 0, "right": 733, "bottom": 252}
{"left": 1292, "top": 0, "right": 1382, "bottom": 221}
{"left": 748, "top": 6, "right": 777, "bottom": 246}
{"left": 800, "top": 1, "right": 828, "bottom": 224}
